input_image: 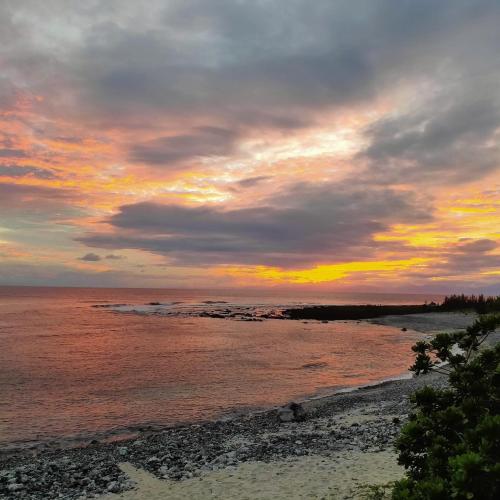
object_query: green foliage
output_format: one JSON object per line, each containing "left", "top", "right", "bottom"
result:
{"left": 392, "top": 314, "right": 500, "bottom": 500}
{"left": 365, "top": 482, "right": 395, "bottom": 499}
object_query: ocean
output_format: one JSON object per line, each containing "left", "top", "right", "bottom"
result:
{"left": 0, "top": 287, "right": 443, "bottom": 451}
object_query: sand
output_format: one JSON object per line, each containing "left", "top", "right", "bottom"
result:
{"left": 103, "top": 450, "right": 401, "bottom": 500}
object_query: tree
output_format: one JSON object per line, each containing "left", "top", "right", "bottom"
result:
{"left": 392, "top": 314, "right": 500, "bottom": 499}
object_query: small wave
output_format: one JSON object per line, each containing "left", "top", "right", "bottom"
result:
{"left": 92, "top": 303, "right": 129, "bottom": 308}
{"left": 300, "top": 361, "right": 328, "bottom": 370}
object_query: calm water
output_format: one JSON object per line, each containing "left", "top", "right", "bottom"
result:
{"left": 0, "top": 287, "right": 442, "bottom": 450}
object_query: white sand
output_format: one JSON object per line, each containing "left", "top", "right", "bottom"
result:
{"left": 102, "top": 450, "right": 401, "bottom": 500}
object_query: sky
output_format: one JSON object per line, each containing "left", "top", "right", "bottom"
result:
{"left": 0, "top": 0, "right": 499, "bottom": 292}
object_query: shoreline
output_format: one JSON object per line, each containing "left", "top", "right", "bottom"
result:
{"left": 1, "top": 368, "right": 448, "bottom": 499}
{"left": 2, "top": 311, "right": 468, "bottom": 456}
{"left": 0, "top": 312, "right": 480, "bottom": 499}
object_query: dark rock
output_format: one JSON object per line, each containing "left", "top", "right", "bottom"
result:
{"left": 277, "top": 402, "right": 306, "bottom": 423}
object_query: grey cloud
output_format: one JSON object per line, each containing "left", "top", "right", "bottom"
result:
{"left": 74, "top": 1, "right": 497, "bottom": 124}
{"left": 129, "top": 127, "right": 238, "bottom": 166}
{"left": 0, "top": 182, "right": 72, "bottom": 206}
{"left": 455, "top": 239, "right": 498, "bottom": 254}
{"left": 0, "top": 165, "right": 57, "bottom": 179}
{"left": 422, "top": 239, "right": 500, "bottom": 278}
{"left": 79, "top": 253, "right": 101, "bottom": 262}
{"left": 105, "top": 254, "right": 124, "bottom": 260}
{"left": 2, "top": 0, "right": 499, "bottom": 180}
{"left": 79, "top": 252, "right": 124, "bottom": 262}
{"left": 78, "top": 181, "right": 432, "bottom": 267}
{"left": 361, "top": 89, "right": 500, "bottom": 184}
{"left": 236, "top": 176, "right": 272, "bottom": 188}
{"left": 0, "top": 149, "right": 27, "bottom": 158}
{"left": 447, "top": 239, "right": 500, "bottom": 269}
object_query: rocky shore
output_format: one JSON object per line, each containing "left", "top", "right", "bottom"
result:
{"left": 0, "top": 369, "right": 449, "bottom": 500}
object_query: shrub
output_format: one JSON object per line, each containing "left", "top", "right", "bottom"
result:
{"left": 392, "top": 314, "right": 500, "bottom": 499}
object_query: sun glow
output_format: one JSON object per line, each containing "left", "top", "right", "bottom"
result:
{"left": 217, "top": 258, "right": 431, "bottom": 284}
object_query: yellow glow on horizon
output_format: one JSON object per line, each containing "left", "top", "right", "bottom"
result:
{"left": 218, "top": 257, "right": 430, "bottom": 284}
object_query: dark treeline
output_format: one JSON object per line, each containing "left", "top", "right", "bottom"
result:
{"left": 284, "top": 294, "right": 500, "bottom": 321}
{"left": 440, "top": 294, "right": 500, "bottom": 313}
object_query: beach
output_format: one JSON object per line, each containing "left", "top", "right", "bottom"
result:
{"left": 2, "top": 368, "right": 444, "bottom": 500}
{"left": 1, "top": 311, "right": 484, "bottom": 500}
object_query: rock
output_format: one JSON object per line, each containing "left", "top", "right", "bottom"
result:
{"left": 107, "top": 481, "right": 120, "bottom": 493}
{"left": 277, "top": 402, "right": 306, "bottom": 423}
{"left": 277, "top": 407, "right": 295, "bottom": 423}
{"left": 401, "top": 327, "right": 407, "bottom": 331}
{"left": 289, "top": 402, "right": 306, "bottom": 422}
{"left": 7, "top": 483, "right": 24, "bottom": 492}
{"left": 118, "top": 446, "right": 128, "bottom": 456}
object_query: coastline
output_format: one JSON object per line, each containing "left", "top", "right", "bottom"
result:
{"left": 0, "top": 312, "right": 483, "bottom": 499}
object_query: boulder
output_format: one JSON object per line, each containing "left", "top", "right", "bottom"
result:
{"left": 277, "top": 407, "right": 295, "bottom": 423}
{"left": 289, "top": 402, "right": 306, "bottom": 422}
{"left": 277, "top": 402, "right": 306, "bottom": 423}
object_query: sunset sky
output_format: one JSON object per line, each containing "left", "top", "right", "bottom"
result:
{"left": 0, "top": 0, "right": 499, "bottom": 291}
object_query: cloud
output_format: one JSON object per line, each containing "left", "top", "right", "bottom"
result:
{"left": 360, "top": 89, "right": 500, "bottom": 184}
{"left": 78, "top": 253, "right": 123, "bottom": 262}
{"left": 55, "top": 1, "right": 496, "bottom": 130}
{"left": 455, "top": 239, "right": 498, "bottom": 254}
{"left": 105, "top": 254, "right": 124, "bottom": 260}
{"left": 79, "top": 252, "right": 101, "bottom": 262}
{"left": 2, "top": 1, "right": 499, "bottom": 173}
{"left": 0, "top": 149, "right": 27, "bottom": 158}
{"left": 129, "top": 127, "right": 238, "bottom": 167}
{"left": 443, "top": 239, "right": 500, "bottom": 274}
{"left": 0, "top": 165, "right": 57, "bottom": 179}
{"left": 79, "top": 180, "right": 432, "bottom": 267}
{"left": 410, "top": 239, "right": 500, "bottom": 280}
{"left": 0, "top": 182, "right": 72, "bottom": 208}
{"left": 236, "top": 176, "right": 272, "bottom": 188}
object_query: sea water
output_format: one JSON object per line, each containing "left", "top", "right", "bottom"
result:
{"left": 0, "top": 287, "right": 442, "bottom": 451}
